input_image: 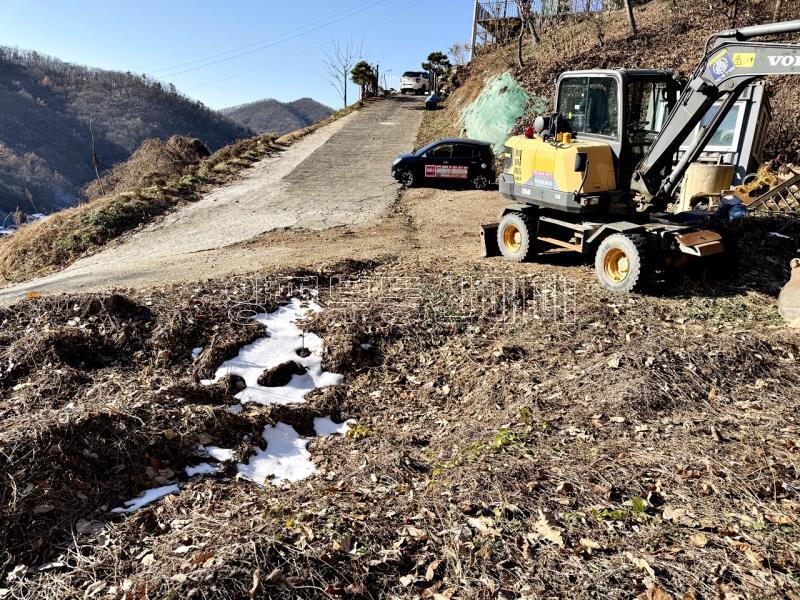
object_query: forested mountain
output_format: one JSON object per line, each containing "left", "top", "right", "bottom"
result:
{"left": 0, "top": 47, "right": 251, "bottom": 215}
{"left": 221, "top": 97, "right": 333, "bottom": 135}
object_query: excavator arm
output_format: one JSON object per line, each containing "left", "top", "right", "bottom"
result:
{"left": 631, "top": 19, "right": 800, "bottom": 208}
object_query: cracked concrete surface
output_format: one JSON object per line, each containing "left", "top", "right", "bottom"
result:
{"left": 0, "top": 96, "right": 424, "bottom": 301}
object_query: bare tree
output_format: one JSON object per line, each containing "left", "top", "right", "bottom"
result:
{"left": 594, "top": 12, "right": 607, "bottom": 47}
{"left": 727, "top": 0, "right": 740, "bottom": 26}
{"left": 774, "top": 0, "right": 784, "bottom": 21}
{"left": 515, "top": 0, "right": 541, "bottom": 68}
{"left": 322, "top": 39, "right": 362, "bottom": 109}
{"left": 623, "top": 0, "right": 638, "bottom": 37}
{"left": 448, "top": 42, "right": 471, "bottom": 67}
{"left": 89, "top": 117, "right": 105, "bottom": 196}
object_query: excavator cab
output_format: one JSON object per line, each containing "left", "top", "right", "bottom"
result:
{"left": 553, "top": 70, "right": 679, "bottom": 190}
{"left": 498, "top": 69, "right": 679, "bottom": 217}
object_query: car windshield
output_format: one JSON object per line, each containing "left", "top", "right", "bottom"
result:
{"left": 414, "top": 141, "right": 444, "bottom": 156}
{"left": 402, "top": 71, "right": 421, "bottom": 78}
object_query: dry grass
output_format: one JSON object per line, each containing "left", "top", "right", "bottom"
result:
{"left": 83, "top": 135, "right": 211, "bottom": 201}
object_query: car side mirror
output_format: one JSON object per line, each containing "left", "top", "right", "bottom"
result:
{"left": 574, "top": 152, "right": 588, "bottom": 173}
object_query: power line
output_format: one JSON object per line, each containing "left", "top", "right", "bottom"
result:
{"left": 156, "top": 0, "right": 388, "bottom": 79}
{"left": 189, "top": 0, "right": 425, "bottom": 98}
{"left": 151, "top": 0, "right": 381, "bottom": 75}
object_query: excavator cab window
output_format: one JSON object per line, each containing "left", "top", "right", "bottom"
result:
{"left": 684, "top": 103, "right": 744, "bottom": 151}
{"left": 557, "top": 76, "right": 619, "bottom": 138}
{"left": 625, "top": 80, "right": 671, "bottom": 173}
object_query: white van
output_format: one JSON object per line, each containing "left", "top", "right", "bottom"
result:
{"left": 400, "top": 71, "right": 429, "bottom": 95}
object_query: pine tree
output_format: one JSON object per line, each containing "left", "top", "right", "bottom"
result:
{"left": 421, "top": 51, "right": 451, "bottom": 94}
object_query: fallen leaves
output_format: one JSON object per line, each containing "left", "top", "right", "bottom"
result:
{"left": 578, "top": 537, "right": 604, "bottom": 554}
{"left": 688, "top": 533, "right": 708, "bottom": 548}
{"left": 661, "top": 506, "right": 700, "bottom": 528}
{"left": 727, "top": 539, "right": 766, "bottom": 569}
{"left": 467, "top": 516, "right": 499, "bottom": 537}
{"left": 533, "top": 510, "right": 565, "bottom": 547}
{"left": 640, "top": 584, "right": 672, "bottom": 600}
{"left": 625, "top": 551, "right": 656, "bottom": 578}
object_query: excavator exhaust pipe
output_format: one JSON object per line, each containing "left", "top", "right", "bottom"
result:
{"left": 778, "top": 258, "right": 800, "bottom": 326}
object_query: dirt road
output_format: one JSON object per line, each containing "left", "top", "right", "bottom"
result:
{"left": 0, "top": 96, "right": 425, "bottom": 302}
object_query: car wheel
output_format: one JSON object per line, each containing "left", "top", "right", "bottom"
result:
{"left": 497, "top": 211, "right": 537, "bottom": 262}
{"left": 472, "top": 174, "right": 489, "bottom": 190}
{"left": 399, "top": 170, "right": 416, "bottom": 188}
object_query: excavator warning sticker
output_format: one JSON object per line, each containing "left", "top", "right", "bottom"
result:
{"left": 707, "top": 50, "right": 735, "bottom": 81}
{"left": 732, "top": 52, "right": 756, "bottom": 68}
{"left": 424, "top": 165, "right": 468, "bottom": 179}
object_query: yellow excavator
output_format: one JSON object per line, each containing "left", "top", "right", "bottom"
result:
{"left": 491, "top": 19, "right": 800, "bottom": 292}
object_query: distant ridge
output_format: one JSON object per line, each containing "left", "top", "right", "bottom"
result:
{"left": 220, "top": 97, "right": 334, "bottom": 135}
{"left": 0, "top": 46, "right": 250, "bottom": 215}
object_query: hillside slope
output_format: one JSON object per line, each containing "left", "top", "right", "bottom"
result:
{"left": 420, "top": 0, "right": 800, "bottom": 164}
{"left": 221, "top": 97, "right": 334, "bottom": 135}
{"left": 0, "top": 47, "right": 251, "bottom": 215}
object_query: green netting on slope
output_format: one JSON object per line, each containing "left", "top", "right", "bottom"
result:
{"left": 459, "top": 72, "right": 548, "bottom": 152}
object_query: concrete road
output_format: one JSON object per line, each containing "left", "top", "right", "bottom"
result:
{"left": 0, "top": 96, "right": 424, "bottom": 301}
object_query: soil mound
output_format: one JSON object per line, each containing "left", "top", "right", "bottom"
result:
{"left": 85, "top": 135, "right": 210, "bottom": 200}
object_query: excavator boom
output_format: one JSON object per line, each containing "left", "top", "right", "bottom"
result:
{"left": 631, "top": 19, "right": 800, "bottom": 206}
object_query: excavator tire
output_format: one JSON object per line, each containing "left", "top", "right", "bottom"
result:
{"left": 595, "top": 233, "right": 651, "bottom": 293}
{"left": 497, "top": 211, "right": 537, "bottom": 262}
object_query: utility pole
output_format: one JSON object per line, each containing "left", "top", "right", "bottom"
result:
{"left": 376, "top": 64, "right": 380, "bottom": 95}
{"left": 469, "top": 0, "right": 480, "bottom": 62}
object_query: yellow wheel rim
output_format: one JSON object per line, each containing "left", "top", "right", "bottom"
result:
{"left": 502, "top": 224, "right": 521, "bottom": 253}
{"left": 603, "top": 248, "right": 630, "bottom": 282}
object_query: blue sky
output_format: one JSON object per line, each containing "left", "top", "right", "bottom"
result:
{"left": 0, "top": 0, "right": 474, "bottom": 110}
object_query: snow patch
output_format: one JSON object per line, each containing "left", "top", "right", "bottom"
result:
{"left": 314, "top": 416, "right": 353, "bottom": 436}
{"left": 238, "top": 418, "right": 355, "bottom": 487}
{"left": 360, "top": 342, "right": 373, "bottom": 350}
{"left": 227, "top": 404, "right": 244, "bottom": 414}
{"left": 111, "top": 484, "right": 180, "bottom": 513}
{"left": 191, "top": 347, "right": 203, "bottom": 359}
{"left": 186, "top": 462, "right": 221, "bottom": 477}
{"left": 237, "top": 423, "right": 316, "bottom": 487}
{"left": 185, "top": 298, "right": 351, "bottom": 491}
{"left": 202, "top": 445, "right": 235, "bottom": 462}
{"left": 203, "top": 298, "right": 343, "bottom": 406}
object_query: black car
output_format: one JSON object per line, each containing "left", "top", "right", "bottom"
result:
{"left": 391, "top": 138, "right": 496, "bottom": 190}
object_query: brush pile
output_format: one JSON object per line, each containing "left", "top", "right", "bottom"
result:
{"left": 1, "top": 251, "right": 799, "bottom": 598}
